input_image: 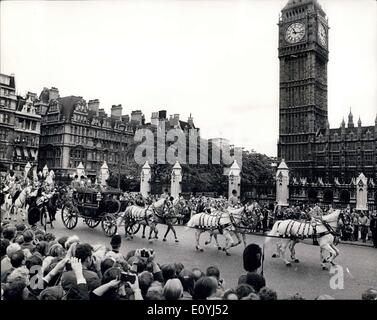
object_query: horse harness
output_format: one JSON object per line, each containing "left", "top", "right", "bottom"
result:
{"left": 312, "top": 217, "right": 341, "bottom": 240}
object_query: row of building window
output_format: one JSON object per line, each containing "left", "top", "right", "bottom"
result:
{"left": 0, "top": 113, "right": 11, "bottom": 124}
{"left": 0, "top": 99, "right": 15, "bottom": 109}
{"left": 14, "top": 135, "right": 39, "bottom": 147}
{"left": 42, "top": 135, "right": 62, "bottom": 144}
{"left": 42, "top": 126, "right": 62, "bottom": 135}
{"left": 0, "top": 88, "right": 15, "bottom": 96}
{"left": 46, "top": 114, "right": 59, "bottom": 122}
{"left": 317, "top": 132, "right": 375, "bottom": 142}
{"left": 0, "top": 129, "right": 11, "bottom": 141}
{"left": 72, "top": 113, "right": 117, "bottom": 130}
{"left": 69, "top": 149, "right": 119, "bottom": 163}
{"left": 316, "top": 142, "right": 375, "bottom": 152}
{"left": 316, "top": 156, "right": 375, "bottom": 165}
{"left": 70, "top": 125, "right": 130, "bottom": 142}
{"left": 16, "top": 118, "right": 38, "bottom": 131}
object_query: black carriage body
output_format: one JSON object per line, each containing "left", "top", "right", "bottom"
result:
{"left": 72, "top": 187, "right": 126, "bottom": 220}
{"left": 61, "top": 187, "right": 128, "bottom": 236}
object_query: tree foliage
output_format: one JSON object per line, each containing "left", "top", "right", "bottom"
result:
{"left": 107, "top": 135, "right": 274, "bottom": 193}
{"left": 241, "top": 150, "right": 275, "bottom": 187}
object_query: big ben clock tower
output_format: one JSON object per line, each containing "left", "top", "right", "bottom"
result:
{"left": 277, "top": 0, "right": 329, "bottom": 180}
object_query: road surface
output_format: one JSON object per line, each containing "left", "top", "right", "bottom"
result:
{"left": 15, "top": 213, "right": 377, "bottom": 299}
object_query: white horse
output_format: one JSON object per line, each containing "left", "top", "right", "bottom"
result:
{"left": 266, "top": 209, "right": 344, "bottom": 270}
{"left": 135, "top": 198, "right": 185, "bottom": 242}
{"left": 7, "top": 186, "right": 35, "bottom": 221}
{"left": 186, "top": 206, "right": 253, "bottom": 256}
{"left": 119, "top": 204, "right": 158, "bottom": 241}
{"left": 203, "top": 205, "right": 257, "bottom": 250}
{"left": 1, "top": 190, "right": 13, "bottom": 220}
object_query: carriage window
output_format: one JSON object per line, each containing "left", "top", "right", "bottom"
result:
{"left": 78, "top": 194, "right": 84, "bottom": 203}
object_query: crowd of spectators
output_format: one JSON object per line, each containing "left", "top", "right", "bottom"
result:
{"left": 53, "top": 183, "right": 377, "bottom": 247}
{"left": 1, "top": 221, "right": 376, "bottom": 301}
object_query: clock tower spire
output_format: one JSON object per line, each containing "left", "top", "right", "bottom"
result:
{"left": 277, "top": 0, "right": 329, "bottom": 180}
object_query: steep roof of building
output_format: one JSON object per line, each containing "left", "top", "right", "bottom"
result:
{"left": 57, "top": 96, "right": 83, "bottom": 120}
{"left": 179, "top": 120, "right": 196, "bottom": 129}
{"left": 39, "top": 88, "right": 50, "bottom": 104}
{"left": 16, "top": 96, "right": 26, "bottom": 111}
{"left": 283, "top": 0, "right": 321, "bottom": 9}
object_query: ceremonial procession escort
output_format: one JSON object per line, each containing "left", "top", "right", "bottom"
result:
{"left": 0, "top": 0, "right": 376, "bottom": 308}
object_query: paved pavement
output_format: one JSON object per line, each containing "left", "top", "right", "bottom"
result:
{"left": 5, "top": 213, "right": 377, "bottom": 299}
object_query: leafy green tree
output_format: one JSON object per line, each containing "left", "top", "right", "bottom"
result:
{"left": 107, "top": 134, "right": 274, "bottom": 193}
{"left": 241, "top": 150, "right": 275, "bottom": 188}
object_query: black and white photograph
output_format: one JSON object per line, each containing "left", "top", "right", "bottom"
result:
{"left": 0, "top": 0, "right": 376, "bottom": 309}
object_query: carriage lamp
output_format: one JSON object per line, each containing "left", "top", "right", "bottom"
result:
{"left": 96, "top": 192, "right": 102, "bottom": 203}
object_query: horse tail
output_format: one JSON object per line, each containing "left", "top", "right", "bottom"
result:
{"left": 265, "top": 220, "right": 280, "bottom": 245}
{"left": 185, "top": 215, "right": 196, "bottom": 230}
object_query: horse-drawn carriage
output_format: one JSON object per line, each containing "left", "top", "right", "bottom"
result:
{"left": 61, "top": 187, "right": 127, "bottom": 237}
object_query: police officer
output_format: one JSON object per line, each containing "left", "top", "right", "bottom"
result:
{"left": 369, "top": 210, "right": 377, "bottom": 248}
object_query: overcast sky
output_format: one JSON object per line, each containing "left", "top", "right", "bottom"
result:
{"left": 1, "top": 0, "right": 376, "bottom": 156}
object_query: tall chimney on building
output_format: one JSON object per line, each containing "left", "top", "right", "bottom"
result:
{"left": 49, "top": 87, "right": 60, "bottom": 101}
{"left": 173, "top": 114, "right": 180, "bottom": 126}
{"left": 131, "top": 110, "right": 143, "bottom": 125}
{"left": 111, "top": 104, "right": 122, "bottom": 121}
{"left": 88, "top": 99, "right": 100, "bottom": 115}
{"left": 9, "top": 74, "right": 16, "bottom": 89}
{"left": 122, "top": 114, "right": 130, "bottom": 123}
{"left": 151, "top": 112, "right": 159, "bottom": 126}
{"left": 159, "top": 110, "right": 167, "bottom": 120}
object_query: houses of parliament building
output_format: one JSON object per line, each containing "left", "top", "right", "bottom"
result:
{"left": 277, "top": 0, "right": 376, "bottom": 206}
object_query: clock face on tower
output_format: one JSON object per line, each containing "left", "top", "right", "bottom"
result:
{"left": 318, "top": 23, "right": 327, "bottom": 47}
{"left": 285, "top": 22, "right": 306, "bottom": 44}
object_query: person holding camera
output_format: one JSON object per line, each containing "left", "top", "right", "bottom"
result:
{"left": 61, "top": 243, "right": 101, "bottom": 296}
{"left": 90, "top": 267, "right": 142, "bottom": 300}
{"left": 129, "top": 248, "right": 163, "bottom": 283}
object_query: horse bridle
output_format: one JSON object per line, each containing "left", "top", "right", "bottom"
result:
{"left": 228, "top": 207, "right": 248, "bottom": 227}
{"left": 321, "top": 212, "right": 344, "bottom": 237}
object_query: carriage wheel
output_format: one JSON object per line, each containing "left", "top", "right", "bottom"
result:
{"left": 126, "top": 222, "right": 140, "bottom": 235}
{"left": 85, "top": 219, "right": 100, "bottom": 228}
{"left": 61, "top": 205, "right": 78, "bottom": 230}
{"left": 101, "top": 215, "right": 117, "bottom": 237}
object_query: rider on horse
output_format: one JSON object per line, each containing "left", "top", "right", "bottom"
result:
{"left": 309, "top": 203, "right": 324, "bottom": 244}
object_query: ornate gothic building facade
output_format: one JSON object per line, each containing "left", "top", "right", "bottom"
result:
{"left": 277, "top": 0, "right": 376, "bottom": 208}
